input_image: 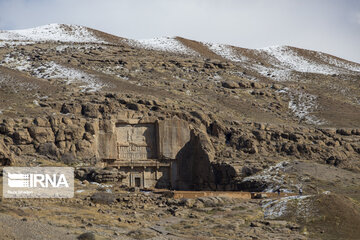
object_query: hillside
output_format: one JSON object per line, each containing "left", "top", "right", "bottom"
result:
{"left": 1, "top": 24, "right": 359, "bottom": 126}
{"left": 0, "top": 23, "right": 359, "bottom": 239}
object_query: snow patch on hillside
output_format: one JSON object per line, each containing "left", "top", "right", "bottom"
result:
{"left": 260, "top": 46, "right": 333, "bottom": 74}
{"left": 127, "top": 37, "right": 197, "bottom": 55}
{"left": 205, "top": 43, "right": 248, "bottom": 62}
{"left": 0, "top": 40, "right": 35, "bottom": 48}
{"left": 260, "top": 46, "right": 341, "bottom": 75}
{"left": 2, "top": 54, "right": 32, "bottom": 71}
{"left": 55, "top": 43, "right": 106, "bottom": 53}
{"left": 262, "top": 195, "right": 312, "bottom": 219}
{"left": 278, "top": 88, "right": 325, "bottom": 125}
{"left": 318, "top": 53, "right": 360, "bottom": 73}
{"left": 1, "top": 54, "right": 104, "bottom": 92}
{"left": 92, "top": 65, "right": 129, "bottom": 80}
{"left": 34, "top": 62, "right": 104, "bottom": 92}
{"left": 0, "top": 24, "right": 104, "bottom": 43}
{"left": 242, "top": 161, "right": 290, "bottom": 192}
{"left": 253, "top": 64, "right": 293, "bottom": 81}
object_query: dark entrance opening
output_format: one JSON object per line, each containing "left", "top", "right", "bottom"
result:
{"left": 135, "top": 177, "right": 141, "bottom": 187}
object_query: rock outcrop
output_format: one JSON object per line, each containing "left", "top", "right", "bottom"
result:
{"left": 0, "top": 139, "right": 14, "bottom": 166}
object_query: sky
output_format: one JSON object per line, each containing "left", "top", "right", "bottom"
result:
{"left": 0, "top": 0, "right": 359, "bottom": 63}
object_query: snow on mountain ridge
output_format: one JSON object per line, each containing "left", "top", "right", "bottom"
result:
{"left": 1, "top": 23, "right": 359, "bottom": 75}
{"left": 1, "top": 24, "right": 359, "bottom": 83}
{"left": 126, "top": 37, "right": 198, "bottom": 55}
{"left": 204, "top": 42, "right": 249, "bottom": 62}
{"left": 0, "top": 23, "right": 104, "bottom": 43}
{"left": 259, "top": 46, "right": 341, "bottom": 75}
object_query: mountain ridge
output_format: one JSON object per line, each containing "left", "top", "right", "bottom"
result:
{"left": 1, "top": 23, "right": 359, "bottom": 65}
{"left": 0, "top": 23, "right": 359, "bottom": 128}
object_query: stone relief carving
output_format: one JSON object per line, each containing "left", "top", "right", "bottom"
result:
{"left": 116, "top": 124, "right": 156, "bottom": 160}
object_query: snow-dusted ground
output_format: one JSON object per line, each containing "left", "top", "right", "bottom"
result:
{"left": 205, "top": 43, "right": 248, "bottom": 62}
{"left": 252, "top": 64, "right": 293, "bottom": 82}
{"left": 127, "top": 37, "right": 198, "bottom": 55}
{"left": 92, "top": 65, "right": 129, "bottom": 80}
{"left": 55, "top": 43, "right": 106, "bottom": 53}
{"left": 0, "top": 24, "right": 104, "bottom": 43}
{"left": 0, "top": 40, "right": 35, "bottom": 48}
{"left": 318, "top": 52, "right": 360, "bottom": 73}
{"left": 259, "top": 46, "right": 341, "bottom": 75}
{"left": 202, "top": 43, "right": 296, "bottom": 81}
{"left": 277, "top": 88, "right": 325, "bottom": 125}
{"left": 2, "top": 54, "right": 32, "bottom": 72}
{"left": 201, "top": 43, "right": 359, "bottom": 81}
{"left": 262, "top": 195, "right": 312, "bottom": 219}
{"left": 242, "top": 161, "right": 290, "bottom": 192}
{"left": 34, "top": 61, "right": 104, "bottom": 92}
{"left": 1, "top": 54, "right": 104, "bottom": 92}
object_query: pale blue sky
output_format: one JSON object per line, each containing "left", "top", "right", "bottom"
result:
{"left": 0, "top": 0, "right": 359, "bottom": 63}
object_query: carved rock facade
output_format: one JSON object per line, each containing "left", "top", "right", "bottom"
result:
{"left": 97, "top": 118, "right": 204, "bottom": 189}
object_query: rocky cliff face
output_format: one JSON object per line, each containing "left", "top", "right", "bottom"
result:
{"left": 0, "top": 92, "right": 359, "bottom": 190}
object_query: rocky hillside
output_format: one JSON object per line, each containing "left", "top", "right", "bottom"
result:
{"left": 0, "top": 23, "right": 359, "bottom": 172}
{"left": 0, "top": 23, "right": 359, "bottom": 239}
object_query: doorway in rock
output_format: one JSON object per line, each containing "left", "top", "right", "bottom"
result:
{"left": 130, "top": 172, "right": 143, "bottom": 188}
{"left": 135, "top": 177, "right": 141, "bottom": 187}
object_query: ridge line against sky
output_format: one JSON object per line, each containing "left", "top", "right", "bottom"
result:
{"left": 0, "top": 0, "right": 359, "bottom": 63}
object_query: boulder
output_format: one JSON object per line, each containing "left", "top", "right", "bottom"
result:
{"left": 49, "top": 116, "right": 63, "bottom": 128}
{"left": 34, "top": 117, "right": 50, "bottom": 127}
{"left": 271, "top": 84, "right": 282, "bottom": 90}
{"left": 352, "top": 129, "right": 360, "bottom": 135}
{"left": 209, "top": 120, "right": 225, "bottom": 137}
{"left": 238, "top": 81, "right": 251, "bottom": 88}
{"left": 77, "top": 232, "right": 96, "bottom": 240}
{"left": 125, "top": 103, "right": 139, "bottom": 111}
{"left": 61, "top": 103, "right": 82, "bottom": 115}
{"left": 90, "top": 192, "right": 116, "bottom": 205}
{"left": 18, "top": 144, "right": 36, "bottom": 155}
{"left": 81, "top": 104, "right": 100, "bottom": 118}
{"left": 38, "top": 142, "right": 59, "bottom": 158}
{"left": 252, "top": 130, "right": 266, "bottom": 141}
{"left": 83, "top": 132, "right": 94, "bottom": 142}
{"left": 222, "top": 81, "right": 239, "bottom": 89}
{"left": 12, "top": 129, "right": 32, "bottom": 144}
{"left": 251, "top": 82, "right": 263, "bottom": 89}
{"left": 190, "top": 111, "right": 210, "bottom": 126}
{"left": 28, "top": 126, "right": 55, "bottom": 144}
{"left": 85, "top": 122, "right": 96, "bottom": 135}
{"left": 337, "top": 128, "right": 352, "bottom": 136}
{"left": 55, "top": 129, "right": 66, "bottom": 142}
{"left": 0, "top": 139, "right": 14, "bottom": 166}
{"left": 64, "top": 125, "right": 85, "bottom": 141}
{"left": 0, "top": 122, "right": 14, "bottom": 135}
